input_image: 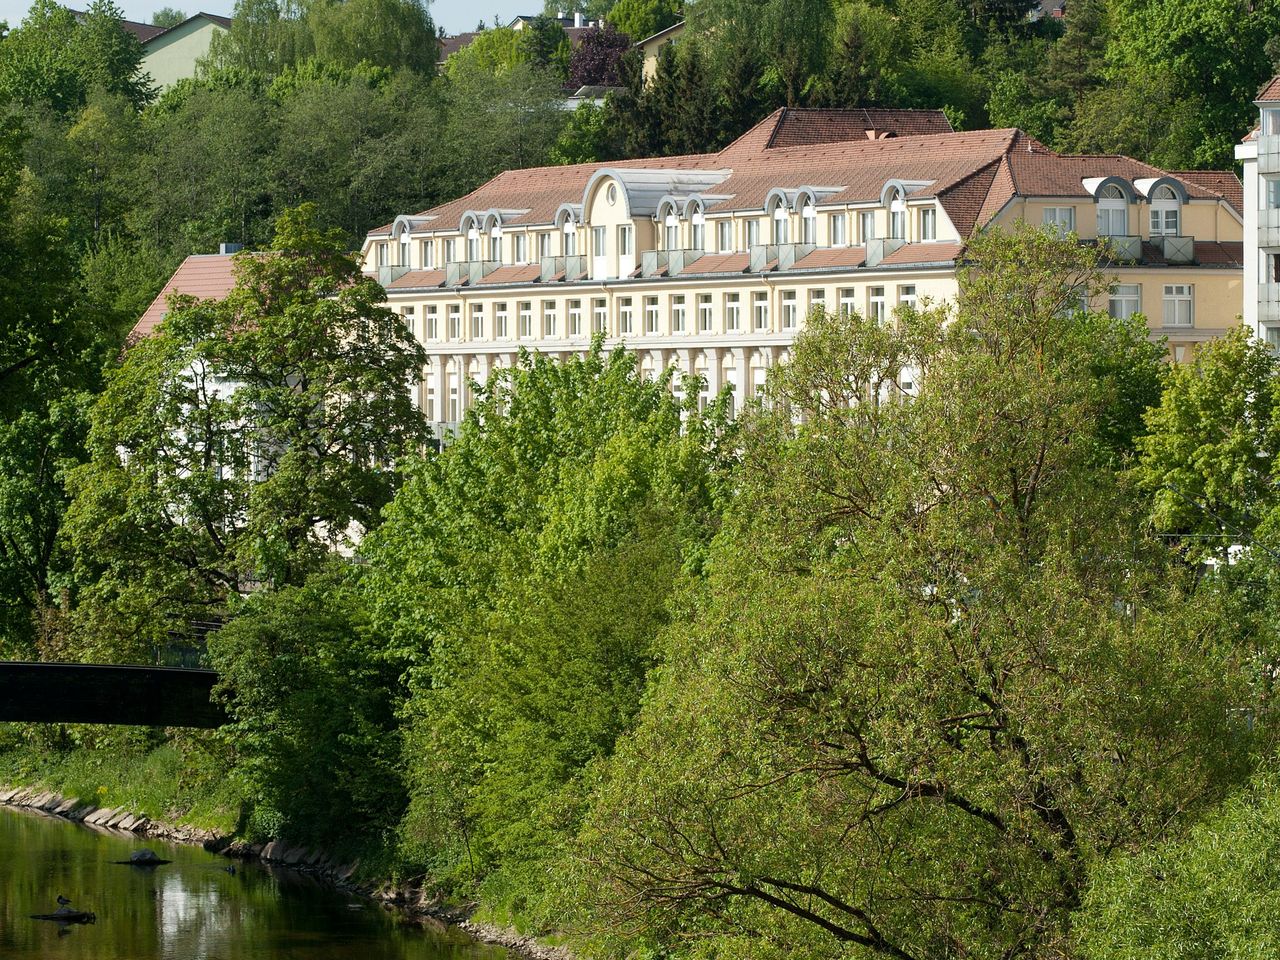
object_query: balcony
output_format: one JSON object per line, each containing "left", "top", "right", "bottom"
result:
{"left": 1259, "top": 134, "right": 1280, "bottom": 175}
{"left": 865, "top": 238, "right": 906, "bottom": 267}
{"left": 1099, "top": 235, "right": 1141, "bottom": 261}
{"left": 444, "top": 260, "right": 502, "bottom": 286}
{"left": 640, "top": 249, "right": 704, "bottom": 277}
{"left": 748, "top": 243, "right": 816, "bottom": 272}
{"left": 1150, "top": 235, "right": 1194, "bottom": 264}
{"left": 377, "top": 264, "right": 411, "bottom": 286}
{"left": 1261, "top": 209, "right": 1280, "bottom": 250}
{"left": 1260, "top": 283, "right": 1280, "bottom": 325}
{"left": 539, "top": 255, "right": 587, "bottom": 282}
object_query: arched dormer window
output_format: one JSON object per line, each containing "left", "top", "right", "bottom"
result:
{"left": 488, "top": 223, "right": 502, "bottom": 261}
{"left": 800, "top": 201, "right": 817, "bottom": 244}
{"left": 466, "top": 226, "right": 480, "bottom": 262}
{"left": 770, "top": 198, "right": 790, "bottom": 244}
{"left": 688, "top": 200, "right": 706, "bottom": 251}
{"left": 887, "top": 186, "right": 906, "bottom": 240}
{"left": 1097, "top": 183, "right": 1128, "bottom": 238}
{"left": 1150, "top": 184, "right": 1181, "bottom": 236}
{"left": 555, "top": 204, "right": 581, "bottom": 256}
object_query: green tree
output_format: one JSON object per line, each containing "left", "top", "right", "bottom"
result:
{"left": 1075, "top": 766, "right": 1280, "bottom": 960}
{"left": 567, "top": 229, "right": 1257, "bottom": 960}
{"left": 152, "top": 7, "right": 187, "bottom": 28}
{"left": 63, "top": 204, "right": 428, "bottom": 661}
{"left": 308, "top": 0, "right": 438, "bottom": 73}
{"left": 605, "top": 0, "right": 680, "bottom": 42}
{"left": 362, "top": 344, "right": 730, "bottom": 911}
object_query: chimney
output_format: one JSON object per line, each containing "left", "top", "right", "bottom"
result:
{"left": 219, "top": 242, "right": 244, "bottom": 255}
{"left": 574, "top": 11, "right": 583, "bottom": 27}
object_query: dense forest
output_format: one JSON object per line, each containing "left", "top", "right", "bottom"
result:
{"left": 6, "top": 0, "right": 1280, "bottom": 957}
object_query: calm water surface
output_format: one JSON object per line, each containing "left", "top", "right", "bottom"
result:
{"left": 0, "top": 805, "right": 511, "bottom": 960}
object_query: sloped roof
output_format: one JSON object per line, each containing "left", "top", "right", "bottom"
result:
{"left": 1258, "top": 76, "right": 1280, "bottom": 102}
{"left": 1171, "top": 170, "right": 1244, "bottom": 214}
{"left": 765, "top": 107, "right": 953, "bottom": 148}
{"left": 128, "top": 254, "right": 239, "bottom": 344}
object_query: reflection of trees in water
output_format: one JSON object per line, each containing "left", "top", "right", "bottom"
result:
{"left": 0, "top": 807, "right": 499, "bottom": 960}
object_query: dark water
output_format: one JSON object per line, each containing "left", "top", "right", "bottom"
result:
{"left": 0, "top": 806, "right": 510, "bottom": 960}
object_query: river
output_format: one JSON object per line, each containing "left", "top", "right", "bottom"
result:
{"left": 0, "top": 805, "right": 512, "bottom": 960}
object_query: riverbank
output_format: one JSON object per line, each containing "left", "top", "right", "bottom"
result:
{"left": 0, "top": 783, "right": 574, "bottom": 960}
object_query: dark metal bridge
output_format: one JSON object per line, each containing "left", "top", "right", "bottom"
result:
{"left": 0, "top": 662, "right": 226, "bottom": 728}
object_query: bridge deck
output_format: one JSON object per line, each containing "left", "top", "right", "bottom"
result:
{"left": 0, "top": 662, "right": 226, "bottom": 728}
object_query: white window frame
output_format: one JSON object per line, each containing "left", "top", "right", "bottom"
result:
{"left": 1109, "top": 284, "right": 1141, "bottom": 320}
{"left": 1162, "top": 284, "right": 1193, "bottom": 327}
{"left": 919, "top": 208, "right": 936, "bottom": 242}
{"left": 717, "top": 220, "right": 733, "bottom": 253}
{"left": 644, "top": 296, "right": 660, "bottom": 334}
{"left": 753, "top": 292, "right": 769, "bottom": 332}
{"left": 518, "top": 301, "right": 533, "bottom": 338}
{"left": 542, "top": 299, "right": 557, "bottom": 337}
{"left": 859, "top": 211, "right": 876, "bottom": 245}
{"left": 868, "top": 286, "right": 886, "bottom": 325}
{"left": 568, "top": 299, "right": 583, "bottom": 336}
{"left": 619, "top": 297, "right": 634, "bottom": 335}
{"left": 698, "top": 294, "right": 713, "bottom": 332}
{"left": 495, "top": 302, "right": 509, "bottom": 339}
{"left": 725, "top": 292, "right": 741, "bottom": 331}
{"left": 831, "top": 213, "right": 847, "bottom": 247}
{"left": 781, "top": 290, "right": 798, "bottom": 330}
{"left": 1043, "top": 207, "right": 1075, "bottom": 238}
{"left": 671, "top": 294, "right": 687, "bottom": 333}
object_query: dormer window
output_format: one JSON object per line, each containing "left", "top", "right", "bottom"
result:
{"left": 801, "top": 203, "right": 817, "bottom": 244}
{"left": 772, "top": 203, "right": 790, "bottom": 244}
{"left": 514, "top": 234, "right": 527, "bottom": 263}
{"left": 1097, "top": 185, "right": 1128, "bottom": 237}
{"left": 717, "top": 220, "right": 732, "bottom": 252}
{"left": 1149, "top": 185, "right": 1180, "bottom": 236}
{"left": 399, "top": 235, "right": 410, "bottom": 267}
{"left": 377, "top": 241, "right": 388, "bottom": 266}
{"left": 831, "top": 213, "right": 847, "bottom": 246}
{"left": 664, "top": 212, "right": 679, "bottom": 250}
{"left": 746, "top": 219, "right": 760, "bottom": 248}
{"left": 466, "top": 228, "right": 480, "bottom": 262}
{"left": 488, "top": 225, "right": 502, "bottom": 261}
{"left": 919, "top": 208, "right": 936, "bottom": 241}
{"left": 887, "top": 187, "right": 906, "bottom": 240}
{"left": 691, "top": 208, "right": 706, "bottom": 251}
{"left": 563, "top": 217, "right": 578, "bottom": 256}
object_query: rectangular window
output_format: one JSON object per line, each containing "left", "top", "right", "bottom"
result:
{"left": 919, "top": 208, "right": 936, "bottom": 241}
{"left": 698, "top": 294, "right": 713, "bottom": 332}
{"left": 425, "top": 305, "right": 438, "bottom": 339}
{"left": 542, "top": 299, "right": 557, "bottom": 337}
{"left": 753, "top": 291, "right": 769, "bottom": 331}
{"left": 592, "top": 297, "right": 608, "bottom": 334}
{"left": 488, "top": 235, "right": 501, "bottom": 261}
{"left": 619, "top": 297, "right": 634, "bottom": 335}
{"left": 593, "top": 226, "right": 606, "bottom": 258}
{"left": 1265, "top": 108, "right": 1280, "bottom": 135}
{"left": 718, "top": 220, "right": 733, "bottom": 253}
{"left": 671, "top": 294, "right": 686, "bottom": 333}
{"left": 859, "top": 211, "right": 876, "bottom": 244}
{"left": 898, "top": 284, "right": 917, "bottom": 311}
{"left": 868, "top": 286, "right": 886, "bottom": 324}
{"left": 801, "top": 210, "right": 816, "bottom": 244}
{"left": 568, "top": 299, "right": 583, "bottom": 336}
{"left": 1150, "top": 207, "right": 1180, "bottom": 236}
{"left": 781, "top": 290, "right": 797, "bottom": 330}
{"left": 448, "top": 305, "right": 461, "bottom": 340}
{"left": 494, "top": 302, "right": 509, "bottom": 338}
{"left": 377, "top": 241, "right": 389, "bottom": 266}
{"left": 514, "top": 234, "right": 527, "bottom": 263}
{"left": 618, "top": 224, "right": 633, "bottom": 256}
{"left": 399, "top": 237, "right": 409, "bottom": 265}
{"left": 665, "top": 221, "right": 679, "bottom": 250}
{"left": 644, "top": 296, "right": 660, "bottom": 334}
{"left": 420, "top": 239, "right": 434, "bottom": 268}
{"left": 424, "top": 385, "right": 435, "bottom": 420}
{"left": 470, "top": 304, "right": 484, "bottom": 339}
{"left": 563, "top": 228, "right": 577, "bottom": 256}
{"left": 1098, "top": 205, "right": 1127, "bottom": 238}
{"left": 1109, "top": 284, "right": 1141, "bottom": 320}
{"left": 808, "top": 289, "right": 826, "bottom": 315}
{"left": 1268, "top": 326, "right": 1280, "bottom": 352}
{"left": 467, "top": 235, "right": 480, "bottom": 261}
{"left": 839, "top": 288, "right": 857, "bottom": 316}
{"left": 692, "top": 219, "right": 705, "bottom": 251}
{"left": 746, "top": 219, "right": 760, "bottom": 248}
{"left": 1267, "top": 178, "right": 1280, "bottom": 210}
{"left": 518, "top": 301, "right": 532, "bottom": 338}
{"left": 725, "top": 292, "right": 741, "bottom": 331}
{"left": 1043, "top": 207, "right": 1075, "bottom": 237}
{"left": 402, "top": 305, "right": 415, "bottom": 337}
{"left": 772, "top": 212, "right": 789, "bottom": 244}
{"left": 445, "top": 238, "right": 457, "bottom": 263}
{"left": 889, "top": 209, "right": 905, "bottom": 240}
{"left": 1162, "top": 284, "right": 1193, "bottom": 326}
{"left": 538, "top": 232, "right": 551, "bottom": 260}
{"left": 831, "top": 213, "right": 847, "bottom": 246}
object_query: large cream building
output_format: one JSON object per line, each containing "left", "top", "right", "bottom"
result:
{"left": 361, "top": 108, "right": 1244, "bottom": 433}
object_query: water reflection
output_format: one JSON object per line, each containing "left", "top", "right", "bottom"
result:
{"left": 0, "top": 805, "right": 509, "bottom": 960}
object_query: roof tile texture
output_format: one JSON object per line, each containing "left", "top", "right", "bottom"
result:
{"left": 127, "top": 255, "right": 239, "bottom": 344}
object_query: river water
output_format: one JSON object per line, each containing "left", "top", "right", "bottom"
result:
{"left": 0, "top": 805, "right": 511, "bottom": 960}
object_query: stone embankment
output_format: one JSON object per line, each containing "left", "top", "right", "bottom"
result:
{"left": 0, "top": 784, "right": 574, "bottom": 960}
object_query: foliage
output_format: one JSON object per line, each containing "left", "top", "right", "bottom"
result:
{"left": 62, "top": 204, "right": 427, "bottom": 662}
{"left": 568, "top": 23, "right": 631, "bottom": 88}
{"left": 564, "top": 229, "right": 1257, "bottom": 959}
{"left": 362, "top": 343, "right": 730, "bottom": 906}
{"left": 605, "top": 0, "right": 680, "bottom": 42}
{"left": 208, "top": 566, "right": 405, "bottom": 848}
{"left": 152, "top": 7, "right": 187, "bottom": 29}
{"left": 1075, "top": 766, "right": 1280, "bottom": 960}
{"left": 0, "top": 0, "right": 153, "bottom": 113}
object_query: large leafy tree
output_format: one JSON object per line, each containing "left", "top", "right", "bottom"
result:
{"left": 63, "top": 203, "right": 427, "bottom": 662}
{"left": 363, "top": 344, "right": 731, "bottom": 911}
{"left": 566, "top": 228, "right": 1257, "bottom": 960}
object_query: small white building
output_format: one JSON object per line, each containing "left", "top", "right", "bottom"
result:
{"left": 1236, "top": 76, "right": 1280, "bottom": 346}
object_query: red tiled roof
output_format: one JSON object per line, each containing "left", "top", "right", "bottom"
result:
{"left": 480, "top": 264, "right": 543, "bottom": 284}
{"left": 880, "top": 241, "right": 964, "bottom": 266}
{"left": 121, "top": 17, "right": 165, "bottom": 41}
{"left": 386, "top": 269, "right": 446, "bottom": 289}
{"left": 438, "top": 31, "right": 479, "bottom": 60}
{"left": 127, "top": 254, "right": 239, "bottom": 344}
{"left": 679, "top": 253, "right": 750, "bottom": 275}
{"left": 1191, "top": 241, "right": 1244, "bottom": 267}
{"left": 1171, "top": 170, "right": 1243, "bottom": 215}
{"left": 764, "top": 107, "right": 953, "bottom": 148}
{"left": 1259, "top": 76, "right": 1280, "bottom": 101}
{"left": 792, "top": 247, "right": 867, "bottom": 270}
